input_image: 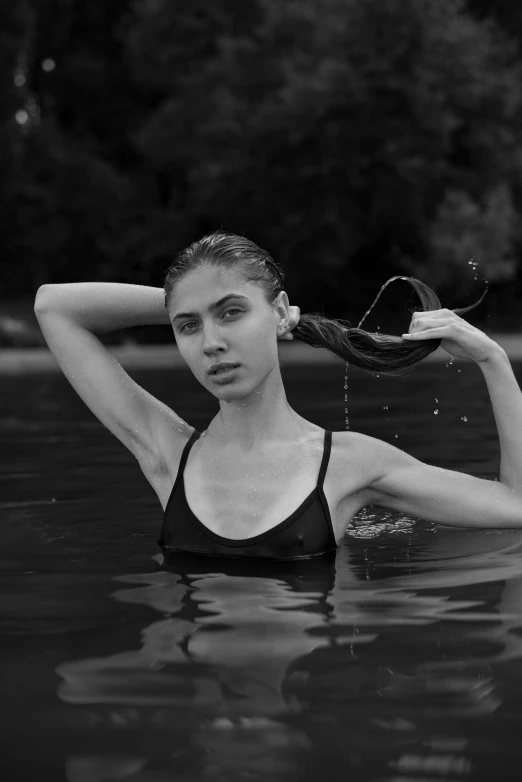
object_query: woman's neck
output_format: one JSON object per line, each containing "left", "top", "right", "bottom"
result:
{"left": 207, "top": 383, "right": 305, "bottom": 451}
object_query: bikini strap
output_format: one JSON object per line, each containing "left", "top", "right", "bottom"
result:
{"left": 317, "top": 430, "right": 332, "bottom": 489}
{"left": 172, "top": 429, "right": 201, "bottom": 490}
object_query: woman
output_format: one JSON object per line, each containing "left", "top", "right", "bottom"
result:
{"left": 34, "top": 232, "right": 522, "bottom": 560}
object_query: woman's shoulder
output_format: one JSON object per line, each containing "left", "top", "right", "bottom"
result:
{"left": 300, "top": 424, "right": 388, "bottom": 465}
{"left": 329, "top": 429, "right": 396, "bottom": 483}
{"left": 331, "top": 428, "right": 394, "bottom": 451}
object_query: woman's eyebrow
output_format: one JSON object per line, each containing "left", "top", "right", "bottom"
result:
{"left": 172, "top": 293, "right": 250, "bottom": 323}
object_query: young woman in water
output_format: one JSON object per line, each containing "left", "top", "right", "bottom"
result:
{"left": 34, "top": 232, "right": 522, "bottom": 559}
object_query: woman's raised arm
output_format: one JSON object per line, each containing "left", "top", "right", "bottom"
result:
{"left": 350, "top": 309, "right": 522, "bottom": 528}
{"left": 34, "top": 283, "right": 192, "bottom": 470}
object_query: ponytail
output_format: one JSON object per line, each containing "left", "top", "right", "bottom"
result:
{"left": 163, "top": 233, "right": 487, "bottom": 376}
{"left": 292, "top": 276, "right": 487, "bottom": 376}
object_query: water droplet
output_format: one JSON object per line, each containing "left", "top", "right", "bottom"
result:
{"left": 394, "top": 434, "right": 398, "bottom": 439}
{"left": 433, "top": 409, "right": 439, "bottom": 415}
{"left": 461, "top": 416, "right": 468, "bottom": 422}
{"left": 383, "top": 405, "right": 388, "bottom": 410}
{"left": 435, "top": 398, "right": 438, "bottom": 403}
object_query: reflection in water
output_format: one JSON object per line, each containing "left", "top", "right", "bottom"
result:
{"left": 59, "top": 556, "right": 337, "bottom": 780}
{"left": 58, "top": 556, "right": 338, "bottom": 712}
{"left": 57, "top": 526, "right": 522, "bottom": 781}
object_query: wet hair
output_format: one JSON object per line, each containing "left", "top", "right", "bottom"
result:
{"left": 164, "top": 231, "right": 486, "bottom": 376}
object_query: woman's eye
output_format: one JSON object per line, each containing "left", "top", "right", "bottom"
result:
{"left": 179, "top": 321, "right": 198, "bottom": 333}
{"left": 179, "top": 309, "right": 242, "bottom": 333}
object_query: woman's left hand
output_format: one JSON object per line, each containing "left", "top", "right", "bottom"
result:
{"left": 278, "top": 305, "right": 301, "bottom": 341}
{"left": 402, "top": 309, "right": 500, "bottom": 363}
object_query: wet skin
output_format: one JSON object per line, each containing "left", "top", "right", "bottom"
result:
{"left": 164, "top": 265, "right": 366, "bottom": 541}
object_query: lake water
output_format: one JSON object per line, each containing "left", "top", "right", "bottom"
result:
{"left": 2, "top": 358, "right": 522, "bottom": 782}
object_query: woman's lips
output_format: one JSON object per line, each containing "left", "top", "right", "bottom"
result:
{"left": 209, "top": 365, "right": 241, "bottom": 383}
{"left": 208, "top": 362, "right": 240, "bottom": 375}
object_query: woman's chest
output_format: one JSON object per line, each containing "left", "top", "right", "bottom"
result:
{"left": 149, "top": 432, "right": 373, "bottom": 543}
{"left": 182, "top": 445, "right": 371, "bottom": 542}
{"left": 183, "top": 455, "right": 320, "bottom": 539}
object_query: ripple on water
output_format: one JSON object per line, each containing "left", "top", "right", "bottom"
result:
{"left": 345, "top": 506, "right": 421, "bottom": 538}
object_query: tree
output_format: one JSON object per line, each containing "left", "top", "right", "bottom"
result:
{"left": 129, "top": 0, "right": 522, "bottom": 312}
{"left": 1, "top": 0, "right": 522, "bottom": 325}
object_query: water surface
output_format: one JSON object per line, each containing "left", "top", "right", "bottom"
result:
{"left": 2, "top": 359, "right": 522, "bottom": 781}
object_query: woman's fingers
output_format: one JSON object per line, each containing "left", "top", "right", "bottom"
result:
{"left": 408, "top": 310, "right": 462, "bottom": 333}
{"left": 411, "top": 307, "right": 452, "bottom": 319}
{"left": 402, "top": 326, "right": 451, "bottom": 340}
{"left": 402, "top": 316, "right": 499, "bottom": 363}
{"left": 408, "top": 318, "right": 455, "bottom": 333}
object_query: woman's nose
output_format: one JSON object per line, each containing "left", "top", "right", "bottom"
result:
{"left": 202, "top": 322, "right": 226, "bottom": 354}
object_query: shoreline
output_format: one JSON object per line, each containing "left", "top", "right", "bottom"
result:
{"left": 1, "top": 334, "right": 522, "bottom": 373}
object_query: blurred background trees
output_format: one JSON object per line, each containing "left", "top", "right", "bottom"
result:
{"left": 1, "top": 0, "right": 522, "bottom": 342}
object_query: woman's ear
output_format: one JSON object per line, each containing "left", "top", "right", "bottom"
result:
{"left": 274, "top": 290, "right": 289, "bottom": 325}
{"left": 275, "top": 292, "right": 300, "bottom": 340}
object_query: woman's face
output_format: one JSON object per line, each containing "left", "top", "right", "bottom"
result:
{"left": 168, "top": 264, "right": 288, "bottom": 401}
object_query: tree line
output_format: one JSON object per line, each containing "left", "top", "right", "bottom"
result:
{"left": 2, "top": 0, "right": 522, "bottom": 330}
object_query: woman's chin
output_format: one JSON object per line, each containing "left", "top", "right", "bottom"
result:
{"left": 214, "top": 386, "right": 252, "bottom": 402}
{"left": 209, "top": 379, "right": 258, "bottom": 403}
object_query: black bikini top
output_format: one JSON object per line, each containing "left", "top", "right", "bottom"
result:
{"left": 158, "top": 430, "right": 338, "bottom": 561}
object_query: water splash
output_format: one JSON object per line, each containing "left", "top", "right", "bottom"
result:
{"left": 344, "top": 363, "right": 350, "bottom": 430}
{"left": 345, "top": 507, "right": 418, "bottom": 539}
{"left": 357, "top": 276, "right": 410, "bottom": 329}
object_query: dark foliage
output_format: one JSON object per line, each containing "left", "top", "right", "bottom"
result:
{"left": 1, "top": 0, "right": 521, "bottom": 329}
